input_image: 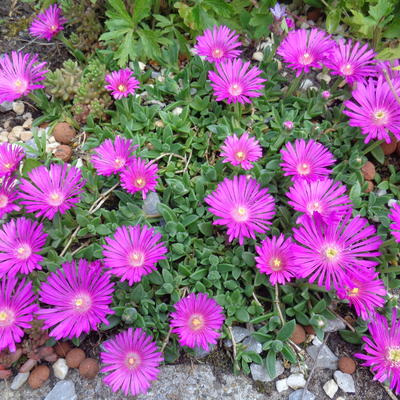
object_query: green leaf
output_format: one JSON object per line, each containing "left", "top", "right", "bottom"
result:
{"left": 22, "top": 158, "right": 42, "bottom": 177}
{"left": 326, "top": 9, "right": 341, "bottom": 33}
{"left": 369, "top": 0, "right": 393, "bottom": 23}
{"left": 282, "top": 344, "right": 297, "bottom": 363}
{"left": 235, "top": 309, "right": 250, "bottom": 322}
{"left": 265, "top": 350, "right": 277, "bottom": 379}
{"left": 132, "top": 0, "right": 152, "bottom": 25}
{"left": 276, "top": 319, "right": 296, "bottom": 341}
{"left": 108, "top": 0, "right": 133, "bottom": 23}
{"left": 311, "top": 299, "right": 327, "bottom": 314}
{"left": 339, "top": 329, "right": 362, "bottom": 344}
{"left": 371, "top": 144, "right": 385, "bottom": 164}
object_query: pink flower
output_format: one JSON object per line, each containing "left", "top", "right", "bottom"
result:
{"left": 283, "top": 120, "right": 294, "bottom": 130}
{"left": 205, "top": 175, "right": 275, "bottom": 245}
{"left": 280, "top": 139, "right": 335, "bottom": 182}
{"left": 322, "top": 90, "right": 331, "bottom": 99}
{"left": 0, "top": 143, "right": 25, "bottom": 177}
{"left": 170, "top": 293, "right": 225, "bottom": 351}
{"left": 0, "top": 276, "right": 38, "bottom": 352}
{"left": 194, "top": 25, "right": 241, "bottom": 63}
{"left": 208, "top": 59, "right": 266, "bottom": 104}
{"left": 0, "top": 51, "right": 48, "bottom": 102}
{"left": 375, "top": 59, "right": 400, "bottom": 81}
{"left": 38, "top": 259, "right": 114, "bottom": 340}
{"left": 101, "top": 328, "right": 163, "bottom": 396}
{"left": 389, "top": 203, "right": 400, "bottom": 243}
{"left": 220, "top": 132, "right": 262, "bottom": 170}
{"left": 255, "top": 234, "right": 299, "bottom": 285}
{"left": 103, "top": 225, "right": 167, "bottom": 285}
{"left": 120, "top": 157, "right": 158, "bottom": 199}
{"left": 29, "top": 4, "right": 67, "bottom": 41}
{"left": 0, "top": 217, "right": 47, "bottom": 277}
{"left": 91, "top": 136, "right": 137, "bottom": 176}
{"left": 285, "top": 17, "right": 295, "bottom": 30}
{"left": 0, "top": 176, "right": 20, "bottom": 218}
{"left": 105, "top": 68, "right": 140, "bottom": 99}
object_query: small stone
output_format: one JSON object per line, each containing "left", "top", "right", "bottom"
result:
{"left": 46, "top": 142, "right": 59, "bottom": 153}
{"left": 44, "top": 380, "right": 77, "bottom": 400}
{"left": 381, "top": 140, "right": 397, "bottom": 155}
{"left": 28, "top": 365, "right": 50, "bottom": 389}
{"left": 142, "top": 192, "right": 161, "bottom": 217}
{"left": 338, "top": 356, "right": 356, "bottom": 374}
{"left": 12, "top": 101, "right": 25, "bottom": 115}
{"left": 312, "top": 336, "right": 323, "bottom": 346}
{"left": 276, "top": 378, "right": 288, "bottom": 393}
{"left": 288, "top": 389, "right": 315, "bottom": 400}
{"left": 172, "top": 107, "right": 183, "bottom": 116}
{"left": 334, "top": 370, "right": 355, "bottom": 393}
{"left": 138, "top": 62, "right": 146, "bottom": 71}
{"left": 300, "top": 22, "right": 309, "bottom": 29}
{"left": 377, "top": 189, "right": 387, "bottom": 197}
{"left": 22, "top": 112, "right": 32, "bottom": 120}
{"left": 10, "top": 372, "right": 29, "bottom": 390}
{"left": 300, "top": 79, "right": 314, "bottom": 90}
{"left": 365, "top": 180, "right": 374, "bottom": 193}
{"left": 336, "top": 397, "right": 345, "bottom": 400}
{"left": 22, "top": 118, "right": 33, "bottom": 129}
{"left": 361, "top": 161, "right": 375, "bottom": 180}
{"left": 20, "top": 359, "right": 37, "bottom": 373}
{"left": 190, "top": 88, "right": 197, "bottom": 95}
{"left": 250, "top": 360, "right": 284, "bottom": 382}
{"left": 11, "top": 125, "right": 24, "bottom": 139}
{"left": 225, "top": 326, "right": 251, "bottom": 347}
{"left": 66, "top": 348, "right": 85, "bottom": 368}
{"left": 252, "top": 51, "right": 263, "bottom": 62}
{"left": 316, "top": 72, "right": 331, "bottom": 84}
{"left": 53, "top": 122, "right": 76, "bottom": 144}
{"left": 53, "top": 358, "right": 68, "bottom": 380}
{"left": 0, "top": 101, "right": 13, "bottom": 113}
{"left": 290, "top": 324, "right": 306, "bottom": 344}
{"left": 0, "top": 132, "right": 7, "bottom": 143}
{"left": 194, "top": 344, "right": 215, "bottom": 359}
{"left": 287, "top": 373, "right": 306, "bottom": 390}
{"left": 242, "top": 336, "right": 262, "bottom": 354}
{"left": 20, "top": 131, "right": 33, "bottom": 141}
{"left": 79, "top": 358, "right": 99, "bottom": 379}
{"left": 324, "top": 318, "right": 346, "bottom": 332}
{"left": 323, "top": 379, "right": 338, "bottom": 399}
{"left": 54, "top": 145, "right": 73, "bottom": 162}
{"left": 307, "top": 344, "right": 338, "bottom": 369}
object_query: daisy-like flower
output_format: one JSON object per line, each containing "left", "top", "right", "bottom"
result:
{"left": 103, "top": 225, "right": 167, "bottom": 285}
{"left": 375, "top": 59, "right": 400, "bottom": 81}
{"left": 0, "top": 177, "right": 20, "bottom": 218}
{"left": 343, "top": 77, "right": 400, "bottom": 144}
{"left": 18, "top": 164, "right": 85, "bottom": 220}
{"left": 91, "top": 136, "right": 138, "bottom": 176}
{"left": 0, "top": 276, "right": 38, "bottom": 352}
{"left": 194, "top": 25, "right": 241, "bottom": 63}
{"left": 205, "top": 175, "right": 275, "bottom": 245}
{"left": 170, "top": 293, "right": 225, "bottom": 351}
{"left": 325, "top": 39, "right": 376, "bottom": 84}
{"left": 355, "top": 309, "right": 400, "bottom": 395}
{"left": 0, "top": 217, "right": 47, "bottom": 276}
{"left": 277, "top": 29, "right": 334, "bottom": 76}
{"left": 101, "top": 328, "right": 163, "bottom": 396}
{"left": 389, "top": 203, "right": 400, "bottom": 243}
{"left": 336, "top": 270, "right": 386, "bottom": 320}
{"left": 105, "top": 68, "right": 140, "bottom": 100}
{"left": 38, "top": 259, "right": 114, "bottom": 340}
{"left": 0, "top": 51, "right": 48, "bottom": 102}
{"left": 270, "top": 3, "right": 287, "bottom": 20}
{"left": 120, "top": 157, "right": 158, "bottom": 199}
{"left": 255, "top": 234, "right": 299, "bottom": 285}
{"left": 286, "top": 178, "right": 352, "bottom": 224}
{"left": 29, "top": 4, "right": 67, "bottom": 41}
{"left": 208, "top": 59, "right": 266, "bottom": 104}
{"left": 0, "top": 143, "right": 24, "bottom": 177}
{"left": 293, "top": 215, "right": 382, "bottom": 290}
{"left": 220, "top": 132, "right": 262, "bottom": 170}
{"left": 283, "top": 120, "right": 294, "bottom": 130}
{"left": 280, "top": 139, "right": 335, "bottom": 182}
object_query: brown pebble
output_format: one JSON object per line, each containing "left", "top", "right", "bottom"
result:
{"left": 361, "top": 161, "right": 375, "bottom": 181}
{"left": 306, "top": 7, "right": 322, "bottom": 22}
{"left": 0, "top": 368, "right": 12, "bottom": 380}
{"left": 53, "top": 122, "right": 76, "bottom": 144}
{"left": 381, "top": 140, "right": 397, "bottom": 156}
{"left": 79, "top": 358, "right": 99, "bottom": 379}
{"left": 55, "top": 342, "right": 72, "bottom": 358}
{"left": 364, "top": 180, "right": 374, "bottom": 193}
{"left": 304, "top": 325, "right": 315, "bottom": 335}
{"left": 66, "top": 348, "right": 85, "bottom": 368}
{"left": 28, "top": 365, "right": 50, "bottom": 389}
{"left": 37, "top": 346, "right": 54, "bottom": 359}
{"left": 290, "top": 324, "right": 306, "bottom": 344}
{"left": 338, "top": 356, "right": 356, "bottom": 374}
{"left": 54, "top": 145, "right": 73, "bottom": 162}
{"left": 20, "top": 358, "right": 37, "bottom": 373}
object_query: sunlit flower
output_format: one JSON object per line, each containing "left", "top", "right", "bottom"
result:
{"left": 0, "top": 143, "right": 24, "bottom": 177}
{"left": 389, "top": 203, "right": 400, "bottom": 243}
{"left": 0, "top": 177, "right": 20, "bottom": 218}
{"left": 105, "top": 68, "right": 140, "bottom": 100}
{"left": 29, "top": 4, "right": 67, "bottom": 41}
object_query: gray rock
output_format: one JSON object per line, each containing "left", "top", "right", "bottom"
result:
{"left": 10, "top": 372, "right": 29, "bottom": 390}
{"left": 193, "top": 344, "right": 215, "bottom": 359}
{"left": 242, "top": 336, "right": 262, "bottom": 354}
{"left": 307, "top": 344, "right": 338, "bottom": 370}
{"left": 44, "top": 380, "right": 77, "bottom": 400}
{"left": 142, "top": 192, "right": 161, "bottom": 217}
{"left": 225, "top": 326, "right": 251, "bottom": 347}
{"left": 287, "top": 373, "right": 306, "bottom": 389}
{"left": 190, "top": 88, "right": 197, "bottom": 95}
{"left": 53, "top": 358, "right": 68, "bottom": 380}
{"left": 323, "top": 379, "right": 338, "bottom": 399}
{"left": 324, "top": 318, "right": 346, "bottom": 332}
{"left": 12, "top": 101, "right": 25, "bottom": 115}
{"left": 289, "top": 389, "right": 316, "bottom": 400}
{"left": 334, "top": 370, "right": 355, "bottom": 393}
{"left": 250, "top": 360, "right": 284, "bottom": 382}
{"left": 0, "top": 101, "right": 12, "bottom": 113}
{"left": 300, "top": 79, "right": 314, "bottom": 90}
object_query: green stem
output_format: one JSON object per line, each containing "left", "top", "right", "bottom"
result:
{"left": 377, "top": 266, "right": 400, "bottom": 274}
{"left": 288, "top": 282, "right": 331, "bottom": 293}
{"left": 362, "top": 140, "right": 384, "bottom": 155}
{"left": 234, "top": 102, "right": 242, "bottom": 122}
{"left": 285, "top": 74, "right": 302, "bottom": 97}
{"left": 274, "top": 284, "right": 285, "bottom": 324}
{"left": 58, "top": 33, "right": 86, "bottom": 63}
{"left": 330, "top": 77, "right": 344, "bottom": 92}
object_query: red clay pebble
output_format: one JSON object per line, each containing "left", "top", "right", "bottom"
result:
{"left": 79, "top": 358, "right": 99, "bottom": 379}
{"left": 338, "top": 356, "right": 356, "bottom": 374}
{"left": 54, "top": 145, "right": 73, "bottom": 162}
{"left": 304, "top": 325, "right": 315, "bottom": 335}
{"left": 381, "top": 140, "right": 397, "bottom": 156}
{"left": 361, "top": 161, "right": 375, "bottom": 181}
{"left": 55, "top": 342, "right": 72, "bottom": 357}
{"left": 53, "top": 122, "right": 76, "bottom": 144}
{"left": 66, "top": 348, "right": 86, "bottom": 368}
{"left": 290, "top": 324, "right": 306, "bottom": 344}
{"left": 364, "top": 180, "right": 374, "bottom": 193}
{"left": 20, "top": 358, "right": 37, "bottom": 373}
{"left": 28, "top": 365, "right": 50, "bottom": 389}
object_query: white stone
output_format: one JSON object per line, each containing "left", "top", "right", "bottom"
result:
{"left": 336, "top": 397, "right": 345, "bottom": 400}
{"left": 172, "top": 107, "right": 183, "bottom": 116}
{"left": 12, "top": 101, "right": 25, "bottom": 115}
{"left": 22, "top": 112, "right": 32, "bottom": 120}
{"left": 53, "top": 358, "right": 68, "bottom": 380}
{"left": 323, "top": 379, "right": 338, "bottom": 399}
{"left": 46, "top": 143, "right": 59, "bottom": 152}
{"left": 23, "top": 118, "right": 33, "bottom": 129}
{"left": 377, "top": 189, "right": 387, "bottom": 197}
{"left": 276, "top": 378, "right": 288, "bottom": 393}
{"left": 300, "top": 22, "right": 309, "bottom": 29}
{"left": 289, "top": 389, "right": 315, "bottom": 400}
{"left": 324, "top": 318, "right": 346, "bottom": 332}
{"left": 44, "top": 380, "right": 77, "bottom": 400}
{"left": 300, "top": 79, "right": 314, "bottom": 90}
{"left": 312, "top": 337, "right": 323, "bottom": 346}
{"left": 316, "top": 72, "right": 332, "bottom": 84}
{"left": 252, "top": 52, "right": 263, "bottom": 62}
{"left": 75, "top": 159, "right": 83, "bottom": 169}
{"left": 334, "top": 370, "right": 355, "bottom": 393}
{"left": 287, "top": 373, "right": 306, "bottom": 390}
{"left": 138, "top": 62, "right": 146, "bottom": 71}
{"left": 10, "top": 372, "right": 29, "bottom": 390}
{"left": 48, "top": 135, "right": 57, "bottom": 143}
{"left": 242, "top": 336, "right": 262, "bottom": 354}
{"left": 20, "top": 131, "right": 33, "bottom": 141}
{"left": 11, "top": 126, "right": 24, "bottom": 139}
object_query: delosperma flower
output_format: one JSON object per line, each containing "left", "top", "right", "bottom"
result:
{"left": 0, "top": 176, "right": 20, "bottom": 218}
{"left": 322, "top": 90, "right": 331, "bottom": 99}
{"left": 29, "top": 4, "right": 67, "bottom": 41}
{"left": 105, "top": 68, "right": 140, "bottom": 99}
{"left": 343, "top": 77, "right": 400, "bottom": 144}
{"left": 293, "top": 215, "right": 382, "bottom": 290}
{"left": 0, "top": 143, "right": 25, "bottom": 177}
{"left": 120, "top": 157, "right": 158, "bottom": 199}
{"left": 18, "top": 164, "right": 85, "bottom": 220}
{"left": 356, "top": 309, "right": 400, "bottom": 395}
{"left": 280, "top": 139, "right": 335, "bottom": 182}
{"left": 101, "top": 328, "right": 163, "bottom": 396}
{"left": 220, "top": 132, "right": 262, "bottom": 170}
{"left": 0, "top": 276, "right": 38, "bottom": 352}
{"left": 277, "top": 29, "right": 334, "bottom": 76}
{"left": 103, "top": 225, "right": 167, "bottom": 285}
{"left": 208, "top": 58, "right": 266, "bottom": 104}
{"left": 0, "top": 51, "right": 48, "bottom": 102}
{"left": 389, "top": 203, "right": 400, "bottom": 243}
{"left": 283, "top": 120, "right": 294, "bottom": 130}
{"left": 170, "top": 293, "right": 225, "bottom": 351}
{"left": 205, "top": 175, "right": 275, "bottom": 245}
{"left": 194, "top": 25, "right": 242, "bottom": 63}
{"left": 255, "top": 234, "right": 299, "bottom": 285}
{"left": 91, "top": 136, "right": 138, "bottom": 176}
{"left": 325, "top": 39, "right": 376, "bottom": 84}
{"left": 38, "top": 259, "right": 114, "bottom": 340}
{"left": 0, "top": 217, "right": 47, "bottom": 276}
{"left": 375, "top": 59, "right": 400, "bottom": 80}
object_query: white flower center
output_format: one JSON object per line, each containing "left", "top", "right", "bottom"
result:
{"left": 126, "top": 352, "right": 141, "bottom": 369}
{"left": 387, "top": 347, "right": 400, "bottom": 367}
{"left": 114, "top": 157, "right": 125, "bottom": 168}
{"left": 0, "top": 194, "right": 8, "bottom": 208}
{"left": 14, "top": 79, "right": 28, "bottom": 94}
{"left": 189, "top": 314, "right": 205, "bottom": 331}
{"left": 340, "top": 63, "right": 354, "bottom": 76}
{"left": 307, "top": 201, "right": 322, "bottom": 214}
{"left": 0, "top": 309, "right": 15, "bottom": 327}
{"left": 117, "top": 84, "right": 127, "bottom": 92}
{"left": 212, "top": 48, "right": 224, "bottom": 59}
{"left": 48, "top": 192, "right": 65, "bottom": 206}
{"left": 297, "top": 163, "right": 311, "bottom": 175}
{"left": 324, "top": 246, "right": 340, "bottom": 261}
{"left": 15, "top": 244, "right": 32, "bottom": 260}
{"left": 128, "top": 251, "right": 145, "bottom": 267}
{"left": 228, "top": 84, "right": 243, "bottom": 97}
{"left": 232, "top": 206, "right": 249, "bottom": 222}
{"left": 373, "top": 110, "right": 388, "bottom": 126}
{"left": 72, "top": 294, "right": 92, "bottom": 313}
{"left": 299, "top": 52, "right": 313, "bottom": 65}
{"left": 50, "top": 24, "right": 58, "bottom": 32}
{"left": 270, "top": 257, "right": 282, "bottom": 271}
{"left": 135, "top": 177, "right": 146, "bottom": 189}
{"left": 235, "top": 151, "right": 246, "bottom": 161}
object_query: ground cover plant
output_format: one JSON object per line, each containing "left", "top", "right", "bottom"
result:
{"left": 1, "top": 0, "right": 400, "bottom": 397}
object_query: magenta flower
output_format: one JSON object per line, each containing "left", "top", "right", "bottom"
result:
{"left": 220, "top": 132, "right": 262, "bottom": 170}
{"left": 105, "top": 68, "right": 140, "bottom": 100}
{"left": 18, "top": 164, "right": 85, "bottom": 220}
{"left": 194, "top": 25, "right": 241, "bottom": 63}
{"left": 343, "top": 77, "right": 400, "bottom": 144}
{"left": 293, "top": 215, "right": 382, "bottom": 290}
{"left": 0, "top": 176, "right": 20, "bottom": 218}
{"left": 277, "top": 29, "right": 334, "bottom": 76}
{"left": 208, "top": 59, "right": 266, "bottom": 104}
{"left": 280, "top": 139, "right": 335, "bottom": 182}
{"left": 0, "top": 276, "right": 38, "bottom": 352}
{"left": 0, "top": 217, "right": 47, "bottom": 276}
{"left": 120, "top": 157, "right": 158, "bottom": 199}
{"left": 325, "top": 39, "right": 376, "bottom": 84}
{"left": 322, "top": 90, "right": 331, "bottom": 99}
{"left": 286, "top": 178, "right": 352, "bottom": 224}
{"left": 255, "top": 234, "right": 299, "bottom": 285}
{"left": 29, "top": 4, "right": 67, "bottom": 41}
{"left": 283, "top": 120, "right": 294, "bottom": 130}
{"left": 285, "top": 17, "right": 295, "bottom": 30}
{"left": 0, "top": 51, "right": 48, "bottom": 102}
{"left": 205, "top": 175, "right": 275, "bottom": 245}
{"left": 170, "top": 293, "right": 225, "bottom": 351}
{"left": 389, "top": 203, "right": 400, "bottom": 243}
{"left": 91, "top": 136, "right": 137, "bottom": 176}
{"left": 336, "top": 270, "right": 386, "bottom": 320}
{"left": 0, "top": 143, "right": 24, "bottom": 177}
{"left": 103, "top": 225, "right": 167, "bottom": 285}
{"left": 356, "top": 309, "right": 400, "bottom": 395}
{"left": 101, "top": 328, "right": 163, "bottom": 396}
{"left": 375, "top": 59, "right": 400, "bottom": 80}
{"left": 38, "top": 259, "right": 114, "bottom": 340}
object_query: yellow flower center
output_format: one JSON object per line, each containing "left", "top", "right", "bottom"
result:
{"left": 3, "top": 162, "right": 12, "bottom": 170}
{"left": 297, "top": 163, "right": 311, "bottom": 175}
{"left": 118, "top": 84, "right": 127, "bottom": 92}
{"left": 235, "top": 151, "right": 246, "bottom": 161}
{"left": 190, "top": 315, "right": 204, "bottom": 331}
{"left": 0, "top": 311, "right": 7, "bottom": 321}
{"left": 271, "top": 257, "right": 282, "bottom": 271}
{"left": 232, "top": 206, "right": 249, "bottom": 223}
{"left": 50, "top": 24, "right": 58, "bottom": 32}
{"left": 75, "top": 298, "right": 83, "bottom": 306}
{"left": 373, "top": 110, "right": 388, "bottom": 126}
{"left": 126, "top": 352, "right": 141, "bottom": 369}
{"left": 72, "top": 294, "right": 92, "bottom": 312}
{"left": 14, "top": 79, "right": 27, "bottom": 94}
{"left": 48, "top": 192, "right": 64, "bottom": 206}
{"left": 388, "top": 347, "right": 400, "bottom": 367}
{"left": 347, "top": 287, "right": 359, "bottom": 297}
{"left": 135, "top": 178, "right": 146, "bottom": 188}
{"left": 325, "top": 247, "right": 338, "bottom": 259}
{"left": 212, "top": 48, "right": 223, "bottom": 58}
{"left": 0, "top": 309, "right": 14, "bottom": 327}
